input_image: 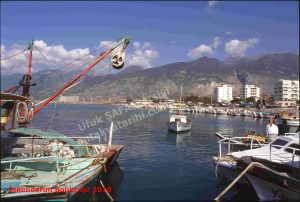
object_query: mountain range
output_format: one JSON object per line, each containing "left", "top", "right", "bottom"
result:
{"left": 1, "top": 52, "right": 299, "bottom": 100}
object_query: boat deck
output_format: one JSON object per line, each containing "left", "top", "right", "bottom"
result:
{"left": 1, "top": 144, "right": 123, "bottom": 200}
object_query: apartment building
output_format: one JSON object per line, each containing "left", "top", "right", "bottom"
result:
{"left": 240, "top": 84, "right": 261, "bottom": 101}
{"left": 274, "top": 79, "right": 299, "bottom": 101}
{"left": 213, "top": 83, "right": 233, "bottom": 103}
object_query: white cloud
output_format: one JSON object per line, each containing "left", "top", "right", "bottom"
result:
{"left": 34, "top": 40, "right": 47, "bottom": 49}
{"left": 212, "top": 37, "right": 221, "bottom": 49}
{"left": 187, "top": 36, "right": 221, "bottom": 59}
{"left": 1, "top": 44, "right": 6, "bottom": 52}
{"left": 133, "top": 42, "right": 141, "bottom": 49}
{"left": 187, "top": 44, "right": 214, "bottom": 59}
{"left": 143, "top": 42, "right": 151, "bottom": 49}
{"left": 225, "top": 31, "right": 232, "bottom": 35}
{"left": 1, "top": 39, "right": 160, "bottom": 74}
{"left": 127, "top": 41, "right": 159, "bottom": 68}
{"left": 225, "top": 38, "right": 259, "bottom": 57}
{"left": 1, "top": 40, "right": 93, "bottom": 74}
{"left": 208, "top": 1, "right": 218, "bottom": 7}
{"left": 99, "top": 41, "right": 114, "bottom": 49}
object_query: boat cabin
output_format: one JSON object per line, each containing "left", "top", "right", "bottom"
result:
{"left": 169, "top": 115, "right": 188, "bottom": 123}
{"left": 231, "top": 133, "right": 300, "bottom": 168}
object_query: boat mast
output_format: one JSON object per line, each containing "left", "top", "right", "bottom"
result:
{"left": 22, "top": 40, "right": 34, "bottom": 97}
{"left": 260, "top": 84, "right": 263, "bottom": 107}
{"left": 31, "top": 37, "right": 130, "bottom": 117}
{"left": 180, "top": 84, "right": 182, "bottom": 103}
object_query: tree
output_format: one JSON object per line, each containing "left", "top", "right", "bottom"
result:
{"left": 126, "top": 97, "right": 133, "bottom": 103}
{"left": 230, "top": 97, "right": 241, "bottom": 104}
{"left": 246, "top": 97, "right": 256, "bottom": 105}
{"left": 185, "top": 95, "right": 200, "bottom": 104}
{"left": 199, "top": 96, "right": 211, "bottom": 104}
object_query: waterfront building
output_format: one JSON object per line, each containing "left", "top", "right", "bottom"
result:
{"left": 213, "top": 83, "right": 233, "bottom": 103}
{"left": 58, "top": 95, "right": 80, "bottom": 103}
{"left": 135, "top": 99, "right": 154, "bottom": 105}
{"left": 240, "top": 84, "right": 261, "bottom": 101}
{"left": 275, "top": 100, "right": 297, "bottom": 108}
{"left": 274, "top": 79, "right": 299, "bottom": 101}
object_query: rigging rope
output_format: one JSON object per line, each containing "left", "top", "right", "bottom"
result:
{"left": 2, "top": 54, "right": 23, "bottom": 83}
{"left": 29, "top": 44, "right": 114, "bottom": 102}
{"left": 99, "top": 179, "right": 114, "bottom": 201}
{"left": 0, "top": 45, "right": 28, "bottom": 61}
{"left": 32, "top": 60, "right": 109, "bottom": 104}
{"left": 48, "top": 99, "right": 58, "bottom": 130}
{"left": 30, "top": 40, "right": 117, "bottom": 85}
{"left": 29, "top": 57, "right": 104, "bottom": 102}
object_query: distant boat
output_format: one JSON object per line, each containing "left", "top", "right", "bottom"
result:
{"left": 276, "top": 111, "right": 300, "bottom": 134}
{"left": 216, "top": 109, "right": 227, "bottom": 115}
{"left": 167, "top": 115, "right": 192, "bottom": 132}
{"left": 167, "top": 85, "right": 192, "bottom": 132}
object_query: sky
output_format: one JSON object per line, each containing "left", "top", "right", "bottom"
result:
{"left": 0, "top": 1, "right": 299, "bottom": 74}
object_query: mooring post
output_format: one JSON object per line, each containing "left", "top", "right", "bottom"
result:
{"left": 108, "top": 122, "right": 113, "bottom": 149}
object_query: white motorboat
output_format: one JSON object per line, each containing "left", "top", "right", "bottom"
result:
{"left": 167, "top": 115, "right": 192, "bottom": 132}
{"left": 213, "top": 133, "right": 299, "bottom": 201}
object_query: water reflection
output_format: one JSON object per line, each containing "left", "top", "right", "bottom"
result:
{"left": 166, "top": 131, "right": 191, "bottom": 151}
{"left": 76, "top": 162, "right": 123, "bottom": 201}
{"left": 32, "top": 104, "right": 268, "bottom": 200}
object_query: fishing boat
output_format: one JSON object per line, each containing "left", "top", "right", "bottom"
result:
{"left": 213, "top": 133, "right": 299, "bottom": 201}
{"left": 1, "top": 37, "right": 131, "bottom": 201}
{"left": 215, "top": 109, "right": 227, "bottom": 115}
{"left": 276, "top": 110, "right": 300, "bottom": 134}
{"left": 241, "top": 110, "right": 251, "bottom": 116}
{"left": 167, "top": 115, "right": 192, "bottom": 132}
{"left": 167, "top": 85, "right": 192, "bottom": 132}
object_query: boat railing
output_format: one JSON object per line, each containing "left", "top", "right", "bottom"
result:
{"left": 218, "top": 136, "right": 266, "bottom": 158}
{"left": 14, "top": 135, "right": 103, "bottom": 145}
{"left": 284, "top": 132, "right": 298, "bottom": 136}
{"left": 1, "top": 155, "right": 60, "bottom": 174}
{"left": 269, "top": 143, "right": 300, "bottom": 167}
{"left": 1, "top": 143, "right": 109, "bottom": 176}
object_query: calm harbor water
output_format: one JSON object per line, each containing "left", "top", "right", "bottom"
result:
{"left": 32, "top": 104, "right": 268, "bottom": 201}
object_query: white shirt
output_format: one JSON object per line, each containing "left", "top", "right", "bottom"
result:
{"left": 266, "top": 124, "right": 279, "bottom": 136}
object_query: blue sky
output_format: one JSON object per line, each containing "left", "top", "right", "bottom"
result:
{"left": 1, "top": 1, "right": 299, "bottom": 71}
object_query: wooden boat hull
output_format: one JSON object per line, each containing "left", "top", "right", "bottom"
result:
{"left": 167, "top": 121, "right": 191, "bottom": 132}
{"left": 245, "top": 173, "right": 300, "bottom": 201}
{"left": 1, "top": 145, "right": 123, "bottom": 201}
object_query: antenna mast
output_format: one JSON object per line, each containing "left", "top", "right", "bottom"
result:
{"left": 22, "top": 40, "right": 34, "bottom": 97}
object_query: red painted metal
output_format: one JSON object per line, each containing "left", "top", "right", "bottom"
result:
{"left": 3, "top": 84, "right": 21, "bottom": 93}
{"left": 27, "top": 45, "right": 33, "bottom": 76}
{"left": 32, "top": 48, "right": 114, "bottom": 117}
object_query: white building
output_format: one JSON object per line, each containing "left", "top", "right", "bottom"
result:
{"left": 275, "top": 100, "right": 297, "bottom": 108}
{"left": 240, "top": 84, "right": 261, "bottom": 101}
{"left": 274, "top": 79, "right": 299, "bottom": 101}
{"left": 213, "top": 83, "right": 233, "bottom": 103}
{"left": 58, "top": 96, "right": 80, "bottom": 103}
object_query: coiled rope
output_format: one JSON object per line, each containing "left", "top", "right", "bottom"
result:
{"left": 214, "top": 155, "right": 235, "bottom": 179}
{"left": 15, "top": 101, "right": 29, "bottom": 124}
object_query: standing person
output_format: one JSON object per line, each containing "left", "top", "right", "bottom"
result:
{"left": 265, "top": 118, "right": 279, "bottom": 142}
